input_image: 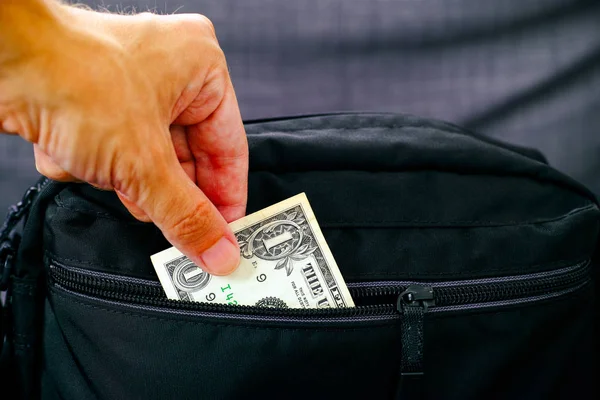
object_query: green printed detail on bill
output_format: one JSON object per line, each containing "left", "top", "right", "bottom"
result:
{"left": 150, "top": 193, "right": 355, "bottom": 309}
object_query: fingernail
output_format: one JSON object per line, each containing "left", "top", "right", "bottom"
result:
{"left": 198, "top": 236, "right": 240, "bottom": 275}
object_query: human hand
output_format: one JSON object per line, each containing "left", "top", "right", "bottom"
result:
{"left": 0, "top": 2, "right": 248, "bottom": 275}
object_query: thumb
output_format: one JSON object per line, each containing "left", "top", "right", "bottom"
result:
{"left": 124, "top": 156, "right": 241, "bottom": 276}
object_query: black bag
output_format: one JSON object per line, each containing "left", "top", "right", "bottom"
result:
{"left": 1, "top": 113, "right": 598, "bottom": 400}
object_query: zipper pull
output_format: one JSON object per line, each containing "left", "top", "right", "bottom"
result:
{"left": 395, "top": 285, "right": 434, "bottom": 399}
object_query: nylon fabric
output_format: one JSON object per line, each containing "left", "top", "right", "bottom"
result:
{"left": 2, "top": 113, "right": 598, "bottom": 400}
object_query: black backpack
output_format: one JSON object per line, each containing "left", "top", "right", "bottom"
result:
{"left": 1, "top": 113, "right": 598, "bottom": 399}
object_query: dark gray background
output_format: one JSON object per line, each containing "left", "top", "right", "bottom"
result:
{"left": 1, "top": 0, "right": 599, "bottom": 214}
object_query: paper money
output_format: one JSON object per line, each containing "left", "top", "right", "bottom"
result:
{"left": 150, "top": 193, "right": 355, "bottom": 309}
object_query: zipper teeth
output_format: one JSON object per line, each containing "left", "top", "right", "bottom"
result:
{"left": 48, "top": 259, "right": 591, "bottom": 319}
{"left": 52, "top": 279, "right": 591, "bottom": 324}
{"left": 49, "top": 264, "right": 165, "bottom": 299}
{"left": 52, "top": 259, "right": 589, "bottom": 292}
{"left": 437, "top": 266, "right": 587, "bottom": 306}
{"left": 348, "top": 260, "right": 590, "bottom": 305}
{"left": 53, "top": 284, "right": 398, "bottom": 323}
{"left": 431, "top": 280, "right": 589, "bottom": 313}
{"left": 49, "top": 263, "right": 389, "bottom": 318}
{"left": 347, "top": 261, "right": 587, "bottom": 289}
{"left": 49, "top": 264, "right": 162, "bottom": 287}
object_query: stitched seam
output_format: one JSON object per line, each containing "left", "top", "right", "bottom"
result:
{"left": 430, "top": 283, "right": 592, "bottom": 321}
{"left": 50, "top": 289, "right": 398, "bottom": 332}
{"left": 11, "top": 287, "right": 37, "bottom": 296}
{"left": 12, "top": 333, "right": 35, "bottom": 339}
{"left": 245, "top": 121, "right": 550, "bottom": 164}
{"left": 246, "top": 167, "right": 594, "bottom": 204}
{"left": 247, "top": 120, "right": 465, "bottom": 136}
{"left": 12, "top": 342, "right": 34, "bottom": 347}
{"left": 51, "top": 199, "right": 596, "bottom": 228}
{"left": 318, "top": 204, "right": 597, "bottom": 227}
{"left": 45, "top": 254, "right": 593, "bottom": 280}
{"left": 45, "top": 251, "right": 130, "bottom": 273}
{"left": 12, "top": 281, "right": 36, "bottom": 289}
{"left": 55, "top": 192, "right": 141, "bottom": 223}
{"left": 346, "top": 257, "right": 592, "bottom": 278}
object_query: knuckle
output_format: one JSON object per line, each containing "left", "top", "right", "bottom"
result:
{"left": 137, "top": 214, "right": 153, "bottom": 223}
{"left": 179, "top": 14, "right": 216, "bottom": 38}
{"left": 35, "top": 161, "right": 72, "bottom": 182}
{"left": 129, "top": 209, "right": 152, "bottom": 223}
{"left": 34, "top": 159, "right": 44, "bottom": 176}
{"left": 204, "top": 47, "right": 229, "bottom": 83}
{"left": 213, "top": 46, "right": 227, "bottom": 68}
{"left": 196, "top": 14, "right": 216, "bottom": 37}
{"left": 177, "top": 15, "right": 225, "bottom": 67}
{"left": 168, "top": 201, "right": 218, "bottom": 249}
{"left": 114, "top": 163, "right": 151, "bottom": 202}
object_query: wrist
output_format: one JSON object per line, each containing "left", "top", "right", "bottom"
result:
{"left": 0, "top": 1, "right": 61, "bottom": 137}
{"left": 0, "top": 1, "right": 121, "bottom": 69}
{"left": 0, "top": 1, "right": 64, "bottom": 61}
{"left": 0, "top": 1, "right": 123, "bottom": 140}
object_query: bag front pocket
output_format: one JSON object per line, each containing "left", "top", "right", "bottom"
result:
{"left": 43, "top": 258, "right": 593, "bottom": 400}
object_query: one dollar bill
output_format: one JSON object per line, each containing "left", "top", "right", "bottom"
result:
{"left": 150, "top": 193, "right": 355, "bottom": 309}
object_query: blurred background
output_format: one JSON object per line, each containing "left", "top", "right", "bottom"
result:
{"left": 1, "top": 0, "right": 599, "bottom": 213}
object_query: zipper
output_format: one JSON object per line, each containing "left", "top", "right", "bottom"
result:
{"left": 47, "top": 259, "right": 592, "bottom": 396}
{"left": 47, "top": 261, "right": 396, "bottom": 322}
{"left": 48, "top": 259, "right": 591, "bottom": 316}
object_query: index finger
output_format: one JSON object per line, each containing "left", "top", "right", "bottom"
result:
{"left": 181, "top": 81, "right": 249, "bottom": 223}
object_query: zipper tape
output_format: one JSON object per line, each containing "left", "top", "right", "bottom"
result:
{"left": 48, "top": 259, "right": 591, "bottom": 322}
